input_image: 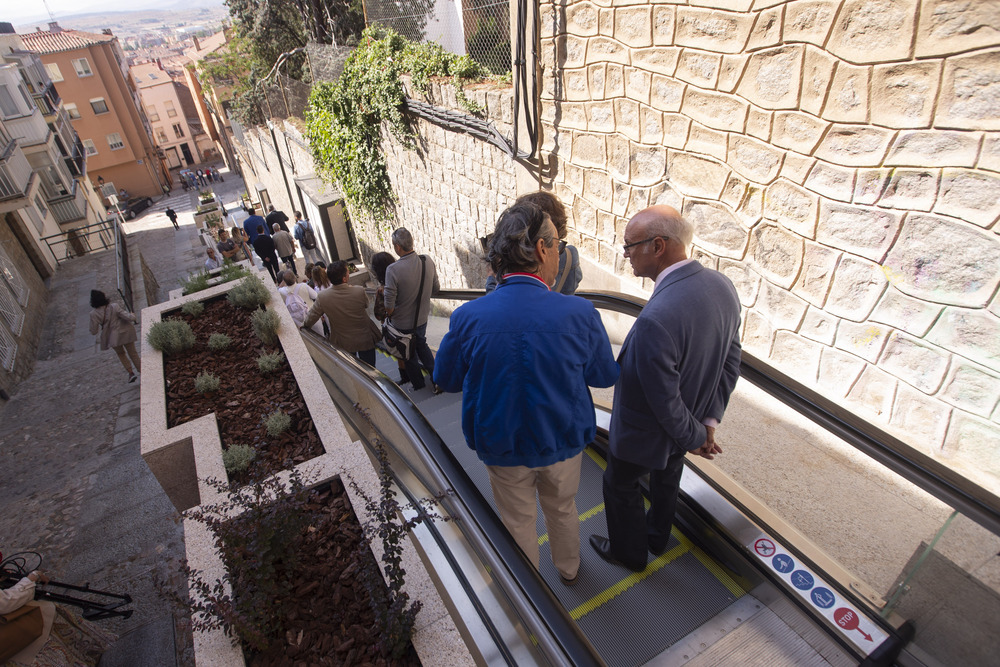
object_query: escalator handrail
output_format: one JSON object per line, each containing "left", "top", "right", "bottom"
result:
{"left": 435, "top": 288, "right": 1000, "bottom": 536}
{"left": 300, "top": 330, "right": 604, "bottom": 667}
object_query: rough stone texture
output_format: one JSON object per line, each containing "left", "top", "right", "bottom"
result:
{"left": 614, "top": 6, "right": 653, "bottom": 48}
{"left": 871, "top": 287, "right": 943, "bottom": 338}
{"left": 674, "top": 7, "right": 754, "bottom": 53}
{"left": 847, "top": 364, "right": 898, "bottom": 423}
{"left": 889, "top": 383, "right": 953, "bottom": 452}
{"left": 685, "top": 123, "right": 729, "bottom": 161}
{"left": 936, "top": 49, "right": 1000, "bottom": 130}
{"left": 886, "top": 130, "right": 982, "bottom": 167}
{"left": 772, "top": 111, "right": 828, "bottom": 154}
{"left": 737, "top": 45, "right": 804, "bottom": 110}
{"left": 798, "top": 306, "right": 837, "bottom": 347}
{"left": 915, "top": 0, "right": 1000, "bottom": 57}
{"left": 927, "top": 307, "right": 1000, "bottom": 372}
{"left": 883, "top": 213, "right": 1000, "bottom": 308}
{"left": 941, "top": 362, "right": 1000, "bottom": 418}
{"left": 683, "top": 199, "right": 749, "bottom": 259}
{"left": 836, "top": 319, "right": 890, "bottom": 363}
{"left": 719, "top": 258, "right": 761, "bottom": 307}
{"left": 825, "top": 0, "right": 918, "bottom": 64}
{"left": 815, "top": 125, "right": 895, "bottom": 167}
{"left": 824, "top": 255, "right": 888, "bottom": 322}
{"left": 934, "top": 168, "right": 1000, "bottom": 228}
{"left": 824, "top": 61, "right": 871, "bottom": 123}
{"left": 793, "top": 241, "right": 841, "bottom": 306}
{"left": 763, "top": 180, "right": 819, "bottom": 238}
{"left": 944, "top": 413, "right": 1000, "bottom": 480}
{"left": 682, "top": 87, "right": 748, "bottom": 132}
{"left": 749, "top": 224, "right": 804, "bottom": 289}
{"left": 818, "top": 347, "right": 867, "bottom": 397}
{"left": 784, "top": 0, "right": 839, "bottom": 47}
{"left": 877, "top": 169, "right": 939, "bottom": 211}
{"left": 879, "top": 331, "right": 951, "bottom": 394}
{"left": 817, "top": 201, "right": 901, "bottom": 262}
{"left": 728, "top": 134, "right": 784, "bottom": 183}
{"left": 674, "top": 49, "right": 722, "bottom": 88}
{"left": 770, "top": 330, "right": 823, "bottom": 380}
{"left": 870, "top": 61, "right": 942, "bottom": 129}
{"left": 669, "top": 151, "right": 730, "bottom": 198}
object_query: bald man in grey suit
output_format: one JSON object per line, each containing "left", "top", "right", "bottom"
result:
{"left": 590, "top": 205, "right": 742, "bottom": 572}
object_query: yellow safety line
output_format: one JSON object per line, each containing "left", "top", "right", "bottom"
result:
{"left": 570, "top": 541, "right": 690, "bottom": 620}
{"left": 538, "top": 502, "right": 606, "bottom": 546}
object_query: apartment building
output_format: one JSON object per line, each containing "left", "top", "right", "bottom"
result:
{"left": 131, "top": 60, "right": 213, "bottom": 171}
{"left": 21, "top": 22, "right": 166, "bottom": 200}
{"left": 183, "top": 31, "right": 238, "bottom": 173}
{"left": 0, "top": 23, "right": 105, "bottom": 389}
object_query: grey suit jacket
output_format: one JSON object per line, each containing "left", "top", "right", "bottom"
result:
{"left": 609, "top": 261, "right": 742, "bottom": 470}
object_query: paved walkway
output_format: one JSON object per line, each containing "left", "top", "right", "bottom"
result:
{"left": 0, "top": 163, "right": 252, "bottom": 666}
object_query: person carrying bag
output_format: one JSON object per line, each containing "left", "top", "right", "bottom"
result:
{"left": 382, "top": 256, "right": 427, "bottom": 361}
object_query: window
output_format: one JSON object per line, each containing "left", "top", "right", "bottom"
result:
{"left": 83, "top": 138, "right": 97, "bottom": 155}
{"left": 0, "top": 84, "right": 19, "bottom": 118}
{"left": 72, "top": 58, "right": 93, "bottom": 77}
{"left": 164, "top": 101, "right": 176, "bottom": 118}
{"left": 107, "top": 132, "right": 124, "bottom": 150}
{"left": 34, "top": 194, "right": 48, "bottom": 218}
{"left": 44, "top": 63, "right": 63, "bottom": 82}
{"left": 64, "top": 103, "right": 81, "bottom": 119}
{"left": 90, "top": 97, "right": 109, "bottom": 114}
{"left": 146, "top": 105, "right": 159, "bottom": 122}
{"left": 172, "top": 123, "right": 183, "bottom": 139}
{"left": 156, "top": 128, "right": 168, "bottom": 143}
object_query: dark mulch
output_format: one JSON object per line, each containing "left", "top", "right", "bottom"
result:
{"left": 164, "top": 296, "right": 324, "bottom": 484}
{"left": 243, "top": 480, "right": 421, "bottom": 667}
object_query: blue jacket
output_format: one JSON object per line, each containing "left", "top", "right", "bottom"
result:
{"left": 434, "top": 275, "right": 619, "bottom": 468}
{"left": 244, "top": 214, "right": 269, "bottom": 244}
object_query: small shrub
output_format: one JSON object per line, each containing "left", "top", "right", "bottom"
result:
{"left": 147, "top": 318, "right": 195, "bottom": 355}
{"left": 251, "top": 307, "right": 281, "bottom": 345}
{"left": 195, "top": 372, "right": 221, "bottom": 394}
{"left": 182, "top": 271, "right": 211, "bottom": 295}
{"left": 257, "top": 351, "right": 285, "bottom": 375}
{"left": 207, "top": 333, "right": 232, "bottom": 351}
{"left": 227, "top": 276, "right": 270, "bottom": 309}
{"left": 219, "top": 261, "right": 250, "bottom": 283}
{"left": 265, "top": 410, "right": 290, "bottom": 437}
{"left": 181, "top": 472, "right": 311, "bottom": 651}
{"left": 222, "top": 444, "right": 256, "bottom": 475}
{"left": 181, "top": 300, "right": 205, "bottom": 317}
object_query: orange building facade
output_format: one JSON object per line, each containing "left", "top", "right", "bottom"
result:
{"left": 21, "top": 23, "right": 166, "bottom": 201}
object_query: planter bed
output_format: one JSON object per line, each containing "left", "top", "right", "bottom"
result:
{"left": 165, "top": 296, "right": 323, "bottom": 485}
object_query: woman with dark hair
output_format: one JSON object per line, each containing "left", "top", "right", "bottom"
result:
{"left": 230, "top": 225, "right": 255, "bottom": 267}
{"left": 89, "top": 290, "right": 141, "bottom": 382}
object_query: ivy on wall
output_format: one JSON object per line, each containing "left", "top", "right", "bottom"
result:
{"left": 304, "top": 27, "right": 494, "bottom": 221}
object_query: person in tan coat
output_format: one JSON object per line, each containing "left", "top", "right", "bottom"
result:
{"left": 89, "top": 290, "right": 141, "bottom": 382}
{"left": 301, "top": 261, "right": 380, "bottom": 365}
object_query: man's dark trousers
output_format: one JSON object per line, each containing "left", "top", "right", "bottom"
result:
{"left": 399, "top": 323, "right": 435, "bottom": 390}
{"left": 602, "top": 448, "right": 686, "bottom": 570}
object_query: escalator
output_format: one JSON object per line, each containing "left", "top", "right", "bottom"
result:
{"left": 299, "top": 289, "right": 1000, "bottom": 667}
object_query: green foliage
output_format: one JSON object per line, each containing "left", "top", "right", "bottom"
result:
{"left": 182, "top": 472, "right": 311, "bottom": 651}
{"left": 147, "top": 318, "right": 196, "bottom": 355}
{"left": 219, "top": 261, "right": 251, "bottom": 283}
{"left": 222, "top": 444, "right": 256, "bottom": 476}
{"left": 181, "top": 300, "right": 205, "bottom": 317}
{"left": 207, "top": 333, "right": 232, "bottom": 351}
{"left": 227, "top": 276, "right": 270, "bottom": 310}
{"left": 304, "top": 27, "right": 490, "bottom": 221}
{"left": 265, "top": 410, "right": 291, "bottom": 437}
{"left": 195, "top": 371, "right": 221, "bottom": 394}
{"left": 182, "top": 271, "right": 212, "bottom": 295}
{"left": 256, "top": 350, "right": 286, "bottom": 375}
{"left": 251, "top": 307, "right": 281, "bottom": 345}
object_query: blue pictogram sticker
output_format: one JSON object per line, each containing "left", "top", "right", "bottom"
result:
{"left": 772, "top": 554, "right": 795, "bottom": 573}
{"left": 790, "top": 570, "right": 815, "bottom": 590}
{"left": 811, "top": 587, "right": 836, "bottom": 609}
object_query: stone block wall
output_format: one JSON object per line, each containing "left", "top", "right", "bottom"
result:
{"left": 538, "top": 0, "right": 1000, "bottom": 488}
{"left": 351, "top": 81, "right": 519, "bottom": 290}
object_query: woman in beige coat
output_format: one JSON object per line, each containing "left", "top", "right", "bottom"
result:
{"left": 89, "top": 290, "right": 141, "bottom": 382}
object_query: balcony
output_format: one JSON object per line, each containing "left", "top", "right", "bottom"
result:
{"left": 64, "top": 135, "right": 86, "bottom": 178}
{"left": 5, "top": 108, "right": 49, "bottom": 147}
{"left": 48, "top": 178, "right": 88, "bottom": 224}
{"left": 0, "top": 140, "right": 32, "bottom": 201}
{"left": 32, "top": 82, "right": 60, "bottom": 117}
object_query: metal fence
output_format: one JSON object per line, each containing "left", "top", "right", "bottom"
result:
{"left": 363, "top": 0, "right": 511, "bottom": 75}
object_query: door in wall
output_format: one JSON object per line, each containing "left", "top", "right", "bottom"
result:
{"left": 180, "top": 143, "right": 194, "bottom": 165}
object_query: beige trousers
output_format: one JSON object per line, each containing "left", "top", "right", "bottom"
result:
{"left": 113, "top": 341, "right": 141, "bottom": 375}
{"left": 487, "top": 452, "right": 583, "bottom": 580}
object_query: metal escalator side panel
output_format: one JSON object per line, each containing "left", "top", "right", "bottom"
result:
{"left": 299, "top": 330, "right": 605, "bottom": 667}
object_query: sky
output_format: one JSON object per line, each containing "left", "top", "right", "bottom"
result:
{"left": 5, "top": 0, "right": 223, "bottom": 28}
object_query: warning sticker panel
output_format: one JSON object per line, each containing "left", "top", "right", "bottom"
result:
{"left": 747, "top": 532, "right": 888, "bottom": 653}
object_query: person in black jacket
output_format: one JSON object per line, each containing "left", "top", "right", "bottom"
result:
{"left": 251, "top": 225, "right": 280, "bottom": 282}
{"left": 265, "top": 205, "right": 289, "bottom": 233}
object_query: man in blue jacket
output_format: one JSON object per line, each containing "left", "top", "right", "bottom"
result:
{"left": 435, "top": 201, "right": 619, "bottom": 585}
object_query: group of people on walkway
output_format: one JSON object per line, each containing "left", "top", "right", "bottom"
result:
{"left": 179, "top": 167, "right": 223, "bottom": 190}
{"left": 434, "top": 196, "right": 742, "bottom": 585}
{"left": 230, "top": 206, "right": 323, "bottom": 282}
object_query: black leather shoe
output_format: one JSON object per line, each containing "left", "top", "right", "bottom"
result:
{"left": 589, "top": 535, "right": 645, "bottom": 573}
{"left": 648, "top": 542, "right": 668, "bottom": 557}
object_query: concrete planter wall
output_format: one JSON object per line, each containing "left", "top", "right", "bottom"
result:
{"left": 140, "top": 271, "right": 353, "bottom": 512}
{"left": 141, "top": 273, "right": 472, "bottom": 666}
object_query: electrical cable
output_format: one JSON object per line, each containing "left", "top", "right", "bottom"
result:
{"left": 1, "top": 550, "right": 42, "bottom": 582}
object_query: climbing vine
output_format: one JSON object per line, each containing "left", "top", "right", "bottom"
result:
{"left": 304, "top": 26, "right": 495, "bottom": 221}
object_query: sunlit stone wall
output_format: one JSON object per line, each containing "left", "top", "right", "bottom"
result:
{"left": 537, "top": 0, "right": 1000, "bottom": 488}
